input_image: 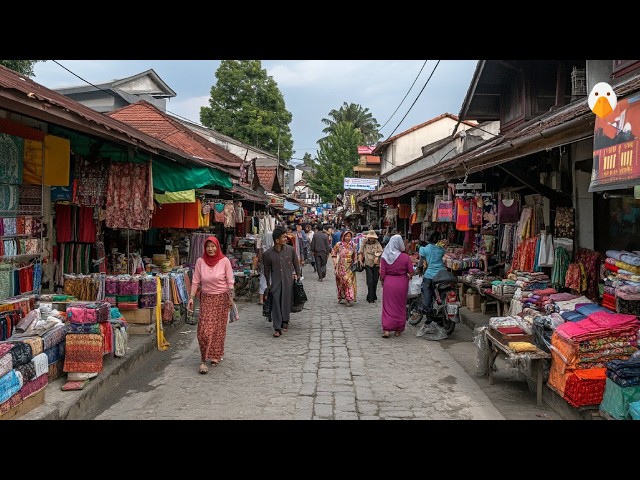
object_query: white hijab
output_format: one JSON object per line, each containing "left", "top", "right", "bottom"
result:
{"left": 381, "top": 234, "right": 405, "bottom": 265}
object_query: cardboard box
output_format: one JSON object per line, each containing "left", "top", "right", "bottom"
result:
{"left": 466, "top": 293, "right": 481, "bottom": 312}
{"left": 121, "top": 308, "right": 155, "bottom": 325}
{"left": 127, "top": 323, "right": 156, "bottom": 335}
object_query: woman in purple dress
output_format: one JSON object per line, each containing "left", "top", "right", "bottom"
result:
{"left": 380, "top": 234, "right": 414, "bottom": 338}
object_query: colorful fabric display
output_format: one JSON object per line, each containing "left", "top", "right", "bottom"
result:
{"left": 8, "top": 341, "right": 32, "bottom": 367}
{"left": 41, "top": 323, "right": 66, "bottom": 351}
{"left": 20, "top": 372, "right": 48, "bottom": 399}
{"left": 599, "top": 377, "right": 640, "bottom": 419}
{"left": 0, "top": 370, "right": 23, "bottom": 404}
{"left": 63, "top": 334, "right": 103, "bottom": 373}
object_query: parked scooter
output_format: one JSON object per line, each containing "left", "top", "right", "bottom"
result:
{"left": 407, "top": 268, "right": 461, "bottom": 336}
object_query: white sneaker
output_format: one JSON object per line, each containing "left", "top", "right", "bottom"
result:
{"left": 416, "top": 322, "right": 437, "bottom": 337}
{"left": 425, "top": 323, "right": 448, "bottom": 341}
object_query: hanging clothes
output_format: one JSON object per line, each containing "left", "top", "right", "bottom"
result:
{"left": 497, "top": 195, "right": 520, "bottom": 224}
{"left": 105, "top": 161, "right": 153, "bottom": 230}
{"left": 455, "top": 198, "right": 473, "bottom": 231}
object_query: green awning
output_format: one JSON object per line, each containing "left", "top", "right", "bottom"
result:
{"left": 152, "top": 157, "right": 232, "bottom": 192}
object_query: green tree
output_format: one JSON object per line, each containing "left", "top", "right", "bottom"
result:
{"left": 320, "top": 102, "right": 383, "bottom": 145}
{"left": 301, "top": 152, "right": 315, "bottom": 169}
{"left": 0, "top": 60, "right": 42, "bottom": 77}
{"left": 306, "top": 121, "right": 363, "bottom": 202}
{"left": 200, "top": 60, "right": 293, "bottom": 161}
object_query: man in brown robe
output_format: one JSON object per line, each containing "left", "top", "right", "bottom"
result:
{"left": 263, "top": 226, "right": 302, "bottom": 337}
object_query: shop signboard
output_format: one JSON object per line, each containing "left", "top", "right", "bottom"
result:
{"left": 343, "top": 177, "right": 378, "bottom": 191}
{"left": 590, "top": 93, "right": 640, "bottom": 192}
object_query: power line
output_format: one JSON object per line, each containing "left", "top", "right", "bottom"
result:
{"left": 379, "top": 60, "right": 428, "bottom": 131}
{"left": 51, "top": 60, "right": 215, "bottom": 130}
{"left": 383, "top": 60, "right": 441, "bottom": 141}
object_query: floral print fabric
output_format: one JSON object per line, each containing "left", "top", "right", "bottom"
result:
{"left": 105, "top": 161, "right": 153, "bottom": 230}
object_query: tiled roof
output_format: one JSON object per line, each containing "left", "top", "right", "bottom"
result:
{"left": 108, "top": 101, "right": 242, "bottom": 175}
{"left": 232, "top": 183, "right": 269, "bottom": 204}
{"left": 256, "top": 166, "right": 278, "bottom": 191}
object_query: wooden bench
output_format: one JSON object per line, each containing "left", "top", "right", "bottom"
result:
{"left": 485, "top": 329, "right": 551, "bottom": 405}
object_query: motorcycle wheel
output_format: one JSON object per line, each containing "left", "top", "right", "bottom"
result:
{"left": 441, "top": 310, "right": 456, "bottom": 335}
{"left": 407, "top": 297, "right": 423, "bottom": 325}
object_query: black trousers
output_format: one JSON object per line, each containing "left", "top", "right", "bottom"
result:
{"left": 364, "top": 265, "right": 380, "bottom": 302}
{"left": 314, "top": 254, "right": 328, "bottom": 279}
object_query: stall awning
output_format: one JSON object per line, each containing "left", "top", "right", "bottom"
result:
{"left": 283, "top": 200, "right": 301, "bottom": 211}
{"left": 152, "top": 156, "right": 232, "bottom": 193}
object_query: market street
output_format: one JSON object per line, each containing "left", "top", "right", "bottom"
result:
{"left": 80, "top": 262, "right": 507, "bottom": 420}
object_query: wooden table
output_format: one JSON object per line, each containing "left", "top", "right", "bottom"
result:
{"left": 484, "top": 329, "right": 551, "bottom": 406}
{"left": 460, "top": 279, "right": 513, "bottom": 316}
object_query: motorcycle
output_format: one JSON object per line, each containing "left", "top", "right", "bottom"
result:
{"left": 407, "top": 268, "right": 461, "bottom": 335}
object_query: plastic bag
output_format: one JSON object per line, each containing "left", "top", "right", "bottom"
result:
{"left": 228, "top": 301, "right": 240, "bottom": 323}
{"left": 263, "top": 289, "right": 273, "bottom": 321}
{"left": 293, "top": 279, "right": 308, "bottom": 305}
{"left": 409, "top": 274, "right": 423, "bottom": 296}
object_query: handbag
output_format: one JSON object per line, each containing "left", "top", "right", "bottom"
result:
{"left": 350, "top": 261, "right": 364, "bottom": 273}
{"left": 293, "top": 279, "right": 308, "bottom": 305}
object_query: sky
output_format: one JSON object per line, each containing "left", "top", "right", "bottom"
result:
{"left": 32, "top": 60, "right": 478, "bottom": 163}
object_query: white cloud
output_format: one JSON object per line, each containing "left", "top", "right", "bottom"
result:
{"left": 165, "top": 95, "right": 210, "bottom": 124}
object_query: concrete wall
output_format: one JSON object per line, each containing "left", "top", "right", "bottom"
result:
{"left": 572, "top": 139, "right": 595, "bottom": 250}
{"left": 586, "top": 60, "right": 612, "bottom": 92}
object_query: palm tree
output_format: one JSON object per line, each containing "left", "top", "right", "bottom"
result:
{"left": 320, "top": 102, "right": 383, "bottom": 145}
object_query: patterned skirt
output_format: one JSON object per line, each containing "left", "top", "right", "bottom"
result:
{"left": 197, "top": 292, "right": 230, "bottom": 362}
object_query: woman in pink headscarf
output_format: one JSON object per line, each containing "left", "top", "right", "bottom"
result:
{"left": 187, "top": 236, "right": 235, "bottom": 374}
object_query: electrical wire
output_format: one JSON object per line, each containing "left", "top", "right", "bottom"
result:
{"left": 383, "top": 60, "right": 441, "bottom": 141}
{"left": 379, "top": 60, "right": 428, "bottom": 131}
{"left": 52, "top": 60, "right": 214, "bottom": 128}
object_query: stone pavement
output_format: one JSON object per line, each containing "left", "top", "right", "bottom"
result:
{"left": 20, "top": 263, "right": 563, "bottom": 420}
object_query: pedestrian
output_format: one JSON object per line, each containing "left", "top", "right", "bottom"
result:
{"left": 413, "top": 231, "right": 448, "bottom": 338}
{"left": 257, "top": 230, "right": 274, "bottom": 305}
{"left": 358, "top": 230, "right": 384, "bottom": 303}
{"left": 263, "top": 226, "right": 302, "bottom": 337}
{"left": 305, "top": 223, "right": 315, "bottom": 272}
{"left": 295, "top": 223, "right": 308, "bottom": 266}
{"left": 381, "top": 227, "right": 396, "bottom": 247}
{"left": 330, "top": 229, "right": 357, "bottom": 306}
{"left": 187, "top": 236, "right": 235, "bottom": 375}
{"left": 379, "top": 234, "right": 414, "bottom": 338}
{"left": 310, "top": 223, "right": 331, "bottom": 281}
{"left": 332, "top": 224, "right": 344, "bottom": 248}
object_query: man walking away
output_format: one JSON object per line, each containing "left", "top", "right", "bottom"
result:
{"left": 263, "top": 226, "right": 302, "bottom": 337}
{"left": 310, "top": 223, "right": 331, "bottom": 282}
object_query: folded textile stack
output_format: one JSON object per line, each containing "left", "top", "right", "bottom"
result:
{"left": 599, "top": 354, "right": 640, "bottom": 419}
{"left": 508, "top": 271, "right": 550, "bottom": 292}
{"left": 563, "top": 368, "right": 607, "bottom": 408}
{"left": 0, "top": 337, "right": 48, "bottom": 417}
{"left": 547, "top": 309, "right": 639, "bottom": 405}
{"left": 603, "top": 250, "right": 640, "bottom": 314}
{"left": 42, "top": 323, "right": 66, "bottom": 381}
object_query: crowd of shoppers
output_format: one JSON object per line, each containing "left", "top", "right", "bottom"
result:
{"left": 187, "top": 222, "right": 452, "bottom": 374}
